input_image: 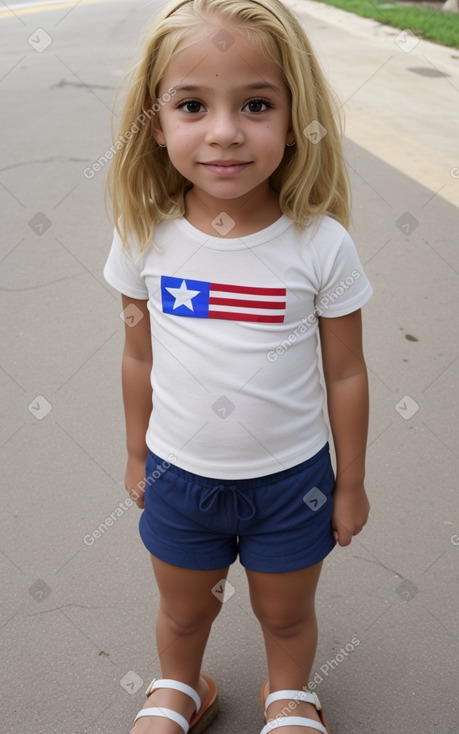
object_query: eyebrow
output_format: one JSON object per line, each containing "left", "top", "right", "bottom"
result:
{"left": 173, "top": 82, "right": 282, "bottom": 94}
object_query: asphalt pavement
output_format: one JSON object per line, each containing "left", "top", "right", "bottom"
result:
{"left": 1, "top": 1, "right": 458, "bottom": 733}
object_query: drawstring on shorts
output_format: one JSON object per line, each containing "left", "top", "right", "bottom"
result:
{"left": 198, "top": 483, "right": 256, "bottom": 521}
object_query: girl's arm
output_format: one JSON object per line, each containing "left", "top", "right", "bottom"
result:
{"left": 121, "top": 294, "right": 152, "bottom": 509}
{"left": 319, "top": 309, "right": 370, "bottom": 547}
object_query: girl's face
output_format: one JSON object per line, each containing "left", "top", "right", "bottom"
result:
{"left": 153, "top": 21, "right": 294, "bottom": 207}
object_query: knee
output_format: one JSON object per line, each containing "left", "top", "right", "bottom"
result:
{"left": 255, "top": 611, "right": 308, "bottom": 637}
{"left": 251, "top": 601, "right": 316, "bottom": 637}
{"left": 160, "top": 600, "right": 221, "bottom": 636}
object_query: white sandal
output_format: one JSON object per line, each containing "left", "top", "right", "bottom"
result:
{"left": 260, "top": 683, "right": 331, "bottom": 734}
{"left": 133, "top": 675, "right": 218, "bottom": 734}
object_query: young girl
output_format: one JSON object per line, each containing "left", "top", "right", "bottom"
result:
{"left": 104, "top": 1, "right": 372, "bottom": 732}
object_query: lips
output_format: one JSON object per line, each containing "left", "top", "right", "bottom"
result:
{"left": 203, "top": 160, "right": 250, "bottom": 166}
{"left": 200, "top": 160, "right": 252, "bottom": 175}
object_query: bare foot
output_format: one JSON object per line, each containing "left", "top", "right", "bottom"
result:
{"left": 130, "top": 676, "right": 209, "bottom": 734}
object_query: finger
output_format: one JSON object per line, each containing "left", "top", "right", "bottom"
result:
{"left": 128, "top": 485, "right": 145, "bottom": 501}
{"left": 334, "top": 525, "right": 353, "bottom": 547}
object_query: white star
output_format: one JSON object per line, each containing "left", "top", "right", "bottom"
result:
{"left": 166, "top": 279, "right": 200, "bottom": 311}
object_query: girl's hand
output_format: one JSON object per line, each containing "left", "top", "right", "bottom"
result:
{"left": 332, "top": 483, "right": 370, "bottom": 547}
{"left": 125, "top": 455, "right": 147, "bottom": 509}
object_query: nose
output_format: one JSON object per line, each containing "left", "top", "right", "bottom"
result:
{"left": 204, "top": 110, "right": 244, "bottom": 148}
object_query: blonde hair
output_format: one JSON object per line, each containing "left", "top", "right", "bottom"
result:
{"left": 106, "top": 0, "right": 350, "bottom": 253}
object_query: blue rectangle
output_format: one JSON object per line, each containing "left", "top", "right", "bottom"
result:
{"left": 161, "top": 276, "right": 210, "bottom": 318}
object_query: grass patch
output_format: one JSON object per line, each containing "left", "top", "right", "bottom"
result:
{"left": 308, "top": 0, "right": 459, "bottom": 48}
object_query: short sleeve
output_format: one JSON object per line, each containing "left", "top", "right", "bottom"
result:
{"left": 314, "top": 226, "right": 373, "bottom": 318}
{"left": 103, "top": 228, "right": 149, "bottom": 300}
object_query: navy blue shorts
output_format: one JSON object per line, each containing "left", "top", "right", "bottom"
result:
{"left": 139, "top": 444, "right": 336, "bottom": 573}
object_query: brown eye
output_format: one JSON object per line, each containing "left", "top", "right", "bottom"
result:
{"left": 178, "top": 100, "right": 205, "bottom": 114}
{"left": 247, "top": 99, "right": 265, "bottom": 112}
{"left": 245, "top": 98, "right": 272, "bottom": 113}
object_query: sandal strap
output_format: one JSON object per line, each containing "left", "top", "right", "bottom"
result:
{"left": 134, "top": 706, "right": 189, "bottom": 733}
{"left": 261, "top": 716, "right": 328, "bottom": 734}
{"left": 145, "top": 677, "right": 202, "bottom": 713}
{"left": 264, "top": 689, "right": 321, "bottom": 711}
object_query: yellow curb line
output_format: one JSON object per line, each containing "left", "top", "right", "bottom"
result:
{"left": 0, "top": 0, "right": 113, "bottom": 19}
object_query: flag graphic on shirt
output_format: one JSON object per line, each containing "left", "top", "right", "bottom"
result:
{"left": 161, "top": 276, "right": 286, "bottom": 323}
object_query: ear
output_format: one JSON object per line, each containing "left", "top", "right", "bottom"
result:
{"left": 151, "top": 120, "right": 166, "bottom": 145}
{"left": 151, "top": 119, "right": 166, "bottom": 147}
{"left": 145, "top": 95, "right": 166, "bottom": 146}
{"left": 286, "top": 126, "right": 295, "bottom": 147}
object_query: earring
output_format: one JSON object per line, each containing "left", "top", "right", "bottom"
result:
{"left": 158, "top": 143, "right": 166, "bottom": 148}
{"left": 286, "top": 141, "right": 296, "bottom": 148}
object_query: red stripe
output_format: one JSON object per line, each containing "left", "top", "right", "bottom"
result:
{"left": 209, "top": 296, "right": 285, "bottom": 310}
{"left": 211, "top": 282, "right": 286, "bottom": 296}
{"left": 208, "top": 311, "right": 285, "bottom": 323}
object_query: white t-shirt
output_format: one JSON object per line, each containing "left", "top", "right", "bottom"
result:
{"left": 104, "top": 214, "right": 372, "bottom": 479}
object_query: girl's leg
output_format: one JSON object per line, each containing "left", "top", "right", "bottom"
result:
{"left": 131, "top": 556, "right": 229, "bottom": 734}
{"left": 246, "top": 561, "right": 324, "bottom": 733}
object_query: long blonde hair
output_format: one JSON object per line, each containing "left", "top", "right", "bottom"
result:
{"left": 106, "top": 0, "right": 350, "bottom": 253}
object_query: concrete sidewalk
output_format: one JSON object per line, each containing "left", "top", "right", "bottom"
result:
{"left": 287, "top": 0, "right": 459, "bottom": 207}
{"left": 0, "top": 1, "right": 458, "bottom": 733}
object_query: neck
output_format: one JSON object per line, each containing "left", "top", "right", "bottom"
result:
{"left": 184, "top": 185, "right": 282, "bottom": 238}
